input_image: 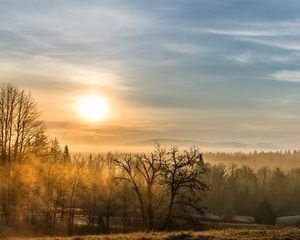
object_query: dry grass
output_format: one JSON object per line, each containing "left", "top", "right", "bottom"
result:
{"left": 4, "top": 228, "right": 300, "bottom": 240}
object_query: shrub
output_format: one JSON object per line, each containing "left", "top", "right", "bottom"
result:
{"left": 254, "top": 200, "right": 277, "bottom": 225}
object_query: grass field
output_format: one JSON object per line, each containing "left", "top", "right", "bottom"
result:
{"left": 4, "top": 228, "right": 300, "bottom": 240}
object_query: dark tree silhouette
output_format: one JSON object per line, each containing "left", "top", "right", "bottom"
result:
{"left": 114, "top": 153, "right": 152, "bottom": 229}
{"left": 160, "top": 146, "right": 209, "bottom": 230}
{"left": 254, "top": 199, "right": 277, "bottom": 225}
{"left": 63, "top": 145, "right": 71, "bottom": 163}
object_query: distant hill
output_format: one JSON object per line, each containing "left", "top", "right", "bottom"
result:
{"left": 250, "top": 142, "right": 278, "bottom": 149}
{"left": 128, "top": 138, "right": 279, "bottom": 150}
{"left": 129, "top": 138, "right": 200, "bottom": 146}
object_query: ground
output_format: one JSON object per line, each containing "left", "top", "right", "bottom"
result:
{"left": 4, "top": 228, "right": 300, "bottom": 240}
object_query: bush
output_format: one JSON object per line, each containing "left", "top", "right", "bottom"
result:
{"left": 254, "top": 200, "right": 277, "bottom": 225}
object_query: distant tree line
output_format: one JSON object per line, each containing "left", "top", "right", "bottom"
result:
{"left": 205, "top": 151, "right": 300, "bottom": 170}
{"left": 204, "top": 163, "right": 300, "bottom": 221}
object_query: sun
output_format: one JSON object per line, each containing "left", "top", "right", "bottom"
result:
{"left": 77, "top": 95, "right": 110, "bottom": 122}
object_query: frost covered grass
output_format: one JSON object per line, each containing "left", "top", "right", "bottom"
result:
{"left": 4, "top": 228, "right": 300, "bottom": 240}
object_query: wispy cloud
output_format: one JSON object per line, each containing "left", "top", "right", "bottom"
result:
{"left": 162, "top": 42, "right": 207, "bottom": 56}
{"left": 196, "top": 18, "right": 300, "bottom": 37}
{"left": 197, "top": 28, "right": 281, "bottom": 37}
{"left": 195, "top": 19, "right": 300, "bottom": 52}
{"left": 238, "top": 38, "right": 300, "bottom": 51}
{"left": 272, "top": 70, "right": 300, "bottom": 82}
{"left": 225, "top": 53, "right": 253, "bottom": 65}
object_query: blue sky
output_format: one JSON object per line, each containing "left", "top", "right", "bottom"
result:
{"left": 1, "top": 0, "right": 300, "bottom": 150}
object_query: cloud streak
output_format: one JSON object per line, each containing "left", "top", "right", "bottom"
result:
{"left": 272, "top": 71, "right": 300, "bottom": 82}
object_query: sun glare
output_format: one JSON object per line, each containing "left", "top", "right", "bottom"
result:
{"left": 77, "top": 95, "right": 110, "bottom": 122}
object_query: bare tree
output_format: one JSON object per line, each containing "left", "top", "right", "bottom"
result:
{"left": 98, "top": 153, "right": 119, "bottom": 233}
{"left": 115, "top": 154, "right": 147, "bottom": 228}
{"left": 115, "top": 144, "right": 165, "bottom": 230}
{"left": 160, "top": 146, "right": 208, "bottom": 230}
{"left": 0, "top": 83, "right": 44, "bottom": 164}
{"left": 68, "top": 153, "right": 86, "bottom": 235}
{"left": 134, "top": 143, "right": 165, "bottom": 230}
{"left": 0, "top": 82, "right": 44, "bottom": 224}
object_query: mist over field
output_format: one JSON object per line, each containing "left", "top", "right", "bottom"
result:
{"left": 0, "top": 83, "right": 300, "bottom": 239}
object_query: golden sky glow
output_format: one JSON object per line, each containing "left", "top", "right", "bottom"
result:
{"left": 77, "top": 95, "right": 110, "bottom": 122}
{"left": 3, "top": 1, "right": 300, "bottom": 151}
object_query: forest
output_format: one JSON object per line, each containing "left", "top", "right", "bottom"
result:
{"left": 1, "top": 83, "right": 300, "bottom": 236}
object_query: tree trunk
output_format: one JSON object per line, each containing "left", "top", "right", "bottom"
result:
{"left": 160, "top": 193, "right": 175, "bottom": 231}
{"left": 147, "top": 183, "right": 154, "bottom": 230}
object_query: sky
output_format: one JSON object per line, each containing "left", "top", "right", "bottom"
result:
{"left": 1, "top": 0, "right": 300, "bottom": 151}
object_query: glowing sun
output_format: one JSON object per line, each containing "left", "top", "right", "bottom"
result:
{"left": 77, "top": 95, "right": 110, "bottom": 122}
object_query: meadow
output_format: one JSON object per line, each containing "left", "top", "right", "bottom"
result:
{"left": 4, "top": 227, "right": 300, "bottom": 240}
